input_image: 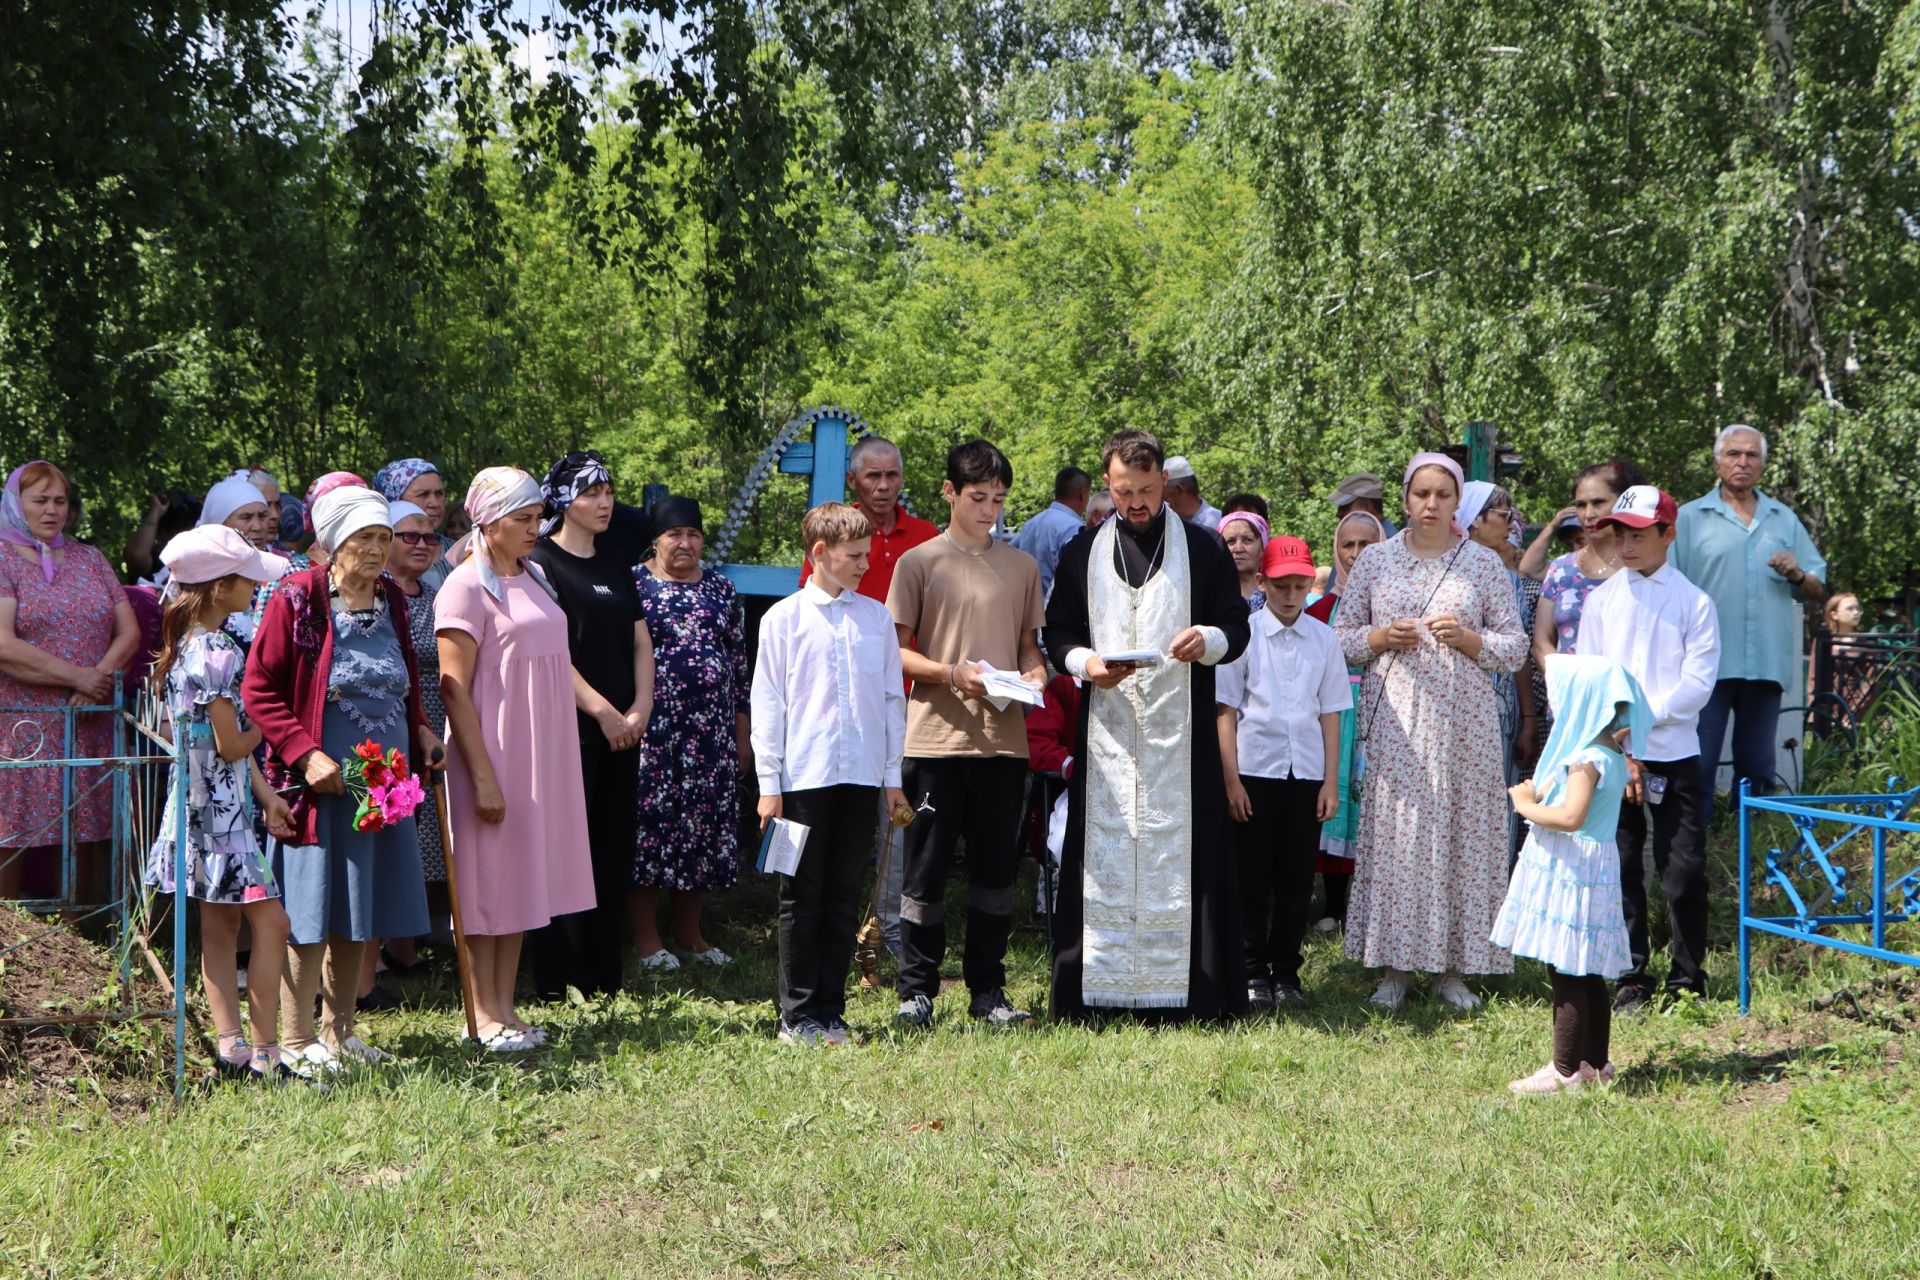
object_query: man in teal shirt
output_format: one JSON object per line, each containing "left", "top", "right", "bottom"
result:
{"left": 1672, "top": 425, "right": 1826, "bottom": 807}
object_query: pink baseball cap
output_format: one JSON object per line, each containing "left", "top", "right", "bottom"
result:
{"left": 1261, "top": 535, "right": 1316, "bottom": 579}
{"left": 159, "top": 524, "right": 291, "bottom": 587}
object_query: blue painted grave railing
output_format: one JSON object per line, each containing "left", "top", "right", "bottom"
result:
{"left": 1738, "top": 777, "right": 1920, "bottom": 1014}
{"left": 707, "top": 405, "right": 873, "bottom": 600}
{"left": 0, "top": 679, "right": 190, "bottom": 1096}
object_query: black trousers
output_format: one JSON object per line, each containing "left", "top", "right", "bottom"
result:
{"left": 1232, "top": 775, "right": 1323, "bottom": 986}
{"left": 1549, "top": 967, "right": 1611, "bottom": 1075}
{"left": 776, "top": 783, "right": 881, "bottom": 1025}
{"left": 1616, "top": 755, "right": 1709, "bottom": 995}
{"left": 528, "top": 735, "right": 639, "bottom": 998}
{"left": 897, "top": 756, "right": 1028, "bottom": 1001}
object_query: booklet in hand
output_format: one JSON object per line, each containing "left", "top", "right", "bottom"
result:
{"left": 756, "top": 817, "right": 810, "bottom": 876}
{"left": 1097, "top": 649, "right": 1163, "bottom": 668}
{"left": 973, "top": 660, "right": 1046, "bottom": 712}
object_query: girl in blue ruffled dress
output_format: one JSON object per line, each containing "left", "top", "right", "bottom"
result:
{"left": 145, "top": 527, "right": 298, "bottom": 1080}
{"left": 1493, "top": 653, "right": 1650, "bottom": 1095}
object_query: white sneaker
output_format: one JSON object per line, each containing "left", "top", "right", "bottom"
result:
{"left": 638, "top": 949, "right": 681, "bottom": 971}
{"left": 680, "top": 946, "right": 732, "bottom": 967}
{"left": 1313, "top": 917, "right": 1339, "bottom": 934}
{"left": 298, "top": 1042, "right": 345, "bottom": 1075}
{"left": 1434, "top": 973, "right": 1482, "bottom": 1011}
{"left": 336, "top": 1035, "right": 393, "bottom": 1064}
{"left": 1368, "top": 971, "right": 1412, "bottom": 1010}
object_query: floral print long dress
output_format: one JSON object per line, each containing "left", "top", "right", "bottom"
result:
{"left": 632, "top": 567, "right": 748, "bottom": 891}
{"left": 1332, "top": 534, "right": 1529, "bottom": 975}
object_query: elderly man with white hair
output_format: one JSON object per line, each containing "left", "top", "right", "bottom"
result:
{"left": 1673, "top": 424, "right": 1826, "bottom": 807}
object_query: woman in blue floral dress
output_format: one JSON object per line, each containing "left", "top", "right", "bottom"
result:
{"left": 631, "top": 497, "right": 749, "bottom": 970}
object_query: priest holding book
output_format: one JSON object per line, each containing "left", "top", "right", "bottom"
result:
{"left": 1043, "top": 430, "right": 1253, "bottom": 1021}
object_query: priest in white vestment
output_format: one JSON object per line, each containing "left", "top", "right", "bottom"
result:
{"left": 1042, "top": 430, "right": 1253, "bottom": 1020}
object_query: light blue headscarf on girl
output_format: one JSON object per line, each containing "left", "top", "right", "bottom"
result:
{"left": 1532, "top": 654, "right": 1652, "bottom": 807}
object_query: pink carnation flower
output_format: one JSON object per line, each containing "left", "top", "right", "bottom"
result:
{"left": 376, "top": 773, "right": 427, "bottom": 823}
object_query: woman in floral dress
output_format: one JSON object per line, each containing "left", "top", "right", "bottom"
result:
{"left": 631, "top": 496, "right": 749, "bottom": 971}
{"left": 0, "top": 461, "right": 138, "bottom": 903}
{"left": 1333, "top": 454, "right": 1528, "bottom": 1012}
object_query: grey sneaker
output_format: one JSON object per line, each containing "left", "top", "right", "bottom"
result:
{"left": 822, "top": 1019, "right": 855, "bottom": 1047}
{"left": 967, "top": 988, "right": 1032, "bottom": 1026}
{"left": 895, "top": 994, "right": 934, "bottom": 1028}
{"left": 778, "top": 1017, "right": 829, "bottom": 1046}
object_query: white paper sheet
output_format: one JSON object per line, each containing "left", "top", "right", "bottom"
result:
{"left": 974, "top": 660, "right": 1046, "bottom": 712}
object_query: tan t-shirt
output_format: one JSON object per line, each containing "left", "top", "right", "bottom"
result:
{"left": 887, "top": 533, "right": 1047, "bottom": 758}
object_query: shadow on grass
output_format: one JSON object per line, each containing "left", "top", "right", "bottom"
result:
{"left": 1611, "top": 1044, "right": 1801, "bottom": 1095}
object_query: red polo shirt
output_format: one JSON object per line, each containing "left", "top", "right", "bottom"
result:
{"left": 800, "top": 505, "right": 938, "bottom": 605}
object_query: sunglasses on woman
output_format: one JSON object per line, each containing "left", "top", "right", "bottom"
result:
{"left": 392, "top": 530, "right": 437, "bottom": 546}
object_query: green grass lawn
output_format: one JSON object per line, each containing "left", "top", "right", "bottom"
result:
{"left": 3, "top": 860, "right": 1917, "bottom": 1279}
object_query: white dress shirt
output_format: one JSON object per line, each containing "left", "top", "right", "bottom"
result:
{"left": 1574, "top": 561, "right": 1721, "bottom": 762}
{"left": 751, "top": 581, "right": 906, "bottom": 794}
{"left": 1214, "top": 609, "right": 1351, "bottom": 781}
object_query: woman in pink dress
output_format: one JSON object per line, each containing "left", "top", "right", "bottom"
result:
{"left": 1333, "top": 453, "right": 1528, "bottom": 1012}
{"left": 436, "top": 467, "right": 593, "bottom": 1052}
{"left": 0, "top": 461, "right": 138, "bottom": 904}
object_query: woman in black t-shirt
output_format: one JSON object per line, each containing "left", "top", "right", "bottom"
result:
{"left": 525, "top": 451, "right": 655, "bottom": 997}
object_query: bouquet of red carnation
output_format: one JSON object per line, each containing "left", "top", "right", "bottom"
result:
{"left": 344, "top": 739, "right": 428, "bottom": 834}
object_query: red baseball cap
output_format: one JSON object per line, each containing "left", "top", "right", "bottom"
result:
{"left": 1261, "top": 535, "right": 1316, "bottom": 579}
{"left": 1595, "top": 485, "right": 1677, "bottom": 530}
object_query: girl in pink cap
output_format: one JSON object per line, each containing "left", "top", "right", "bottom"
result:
{"left": 145, "top": 525, "right": 299, "bottom": 1080}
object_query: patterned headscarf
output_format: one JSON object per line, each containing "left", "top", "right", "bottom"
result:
{"left": 539, "top": 450, "right": 613, "bottom": 536}
{"left": 1217, "top": 510, "right": 1270, "bottom": 546}
{"left": 454, "top": 467, "right": 557, "bottom": 603}
{"left": 0, "top": 462, "right": 64, "bottom": 584}
{"left": 303, "top": 471, "right": 368, "bottom": 534}
{"left": 1402, "top": 452, "right": 1467, "bottom": 537}
{"left": 373, "top": 458, "right": 439, "bottom": 502}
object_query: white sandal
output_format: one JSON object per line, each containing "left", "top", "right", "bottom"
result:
{"left": 638, "top": 949, "right": 681, "bottom": 971}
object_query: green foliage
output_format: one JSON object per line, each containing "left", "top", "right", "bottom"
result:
{"left": 5, "top": 1, "right": 1920, "bottom": 601}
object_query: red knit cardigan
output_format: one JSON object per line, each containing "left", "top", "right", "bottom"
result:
{"left": 242, "top": 564, "right": 427, "bottom": 847}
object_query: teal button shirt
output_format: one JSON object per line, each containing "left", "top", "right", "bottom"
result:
{"left": 1671, "top": 488, "right": 1824, "bottom": 688}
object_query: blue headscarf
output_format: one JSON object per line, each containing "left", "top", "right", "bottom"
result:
{"left": 373, "top": 457, "right": 439, "bottom": 502}
{"left": 1532, "top": 654, "right": 1652, "bottom": 807}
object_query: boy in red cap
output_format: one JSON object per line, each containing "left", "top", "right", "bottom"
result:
{"left": 1574, "top": 486, "right": 1721, "bottom": 1011}
{"left": 1215, "top": 535, "right": 1352, "bottom": 1009}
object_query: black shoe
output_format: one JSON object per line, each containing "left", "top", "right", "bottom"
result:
{"left": 356, "top": 983, "right": 403, "bottom": 1013}
{"left": 1612, "top": 983, "right": 1652, "bottom": 1015}
{"left": 1272, "top": 981, "right": 1310, "bottom": 1009}
{"left": 379, "top": 945, "right": 428, "bottom": 978}
{"left": 1246, "top": 978, "right": 1276, "bottom": 1012}
{"left": 895, "top": 994, "right": 934, "bottom": 1028}
{"left": 967, "top": 988, "right": 1032, "bottom": 1026}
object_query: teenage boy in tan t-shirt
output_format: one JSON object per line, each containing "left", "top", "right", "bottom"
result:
{"left": 886, "top": 439, "right": 1047, "bottom": 1027}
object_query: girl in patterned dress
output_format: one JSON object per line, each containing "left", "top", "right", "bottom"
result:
{"left": 1492, "top": 653, "right": 1650, "bottom": 1094}
{"left": 144, "top": 526, "right": 299, "bottom": 1079}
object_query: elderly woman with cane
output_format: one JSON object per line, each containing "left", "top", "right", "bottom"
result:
{"left": 244, "top": 482, "right": 437, "bottom": 1075}
{"left": 436, "top": 467, "right": 594, "bottom": 1052}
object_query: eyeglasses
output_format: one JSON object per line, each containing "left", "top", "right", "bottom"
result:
{"left": 1482, "top": 507, "right": 1514, "bottom": 520}
{"left": 392, "top": 530, "right": 437, "bottom": 546}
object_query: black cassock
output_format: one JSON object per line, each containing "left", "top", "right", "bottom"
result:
{"left": 1042, "top": 510, "right": 1252, "bottom": 1022}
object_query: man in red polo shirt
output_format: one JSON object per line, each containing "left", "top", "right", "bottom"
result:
{"left": 801, "top": 436, "right": 937, "bottom": 604}
{"left": 801, "top": 435, "right": 937, "bottom": 966}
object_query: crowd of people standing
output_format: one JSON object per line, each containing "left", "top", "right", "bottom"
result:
{"left": 0, "top": 421, "right": 1833, "bottom": 1093}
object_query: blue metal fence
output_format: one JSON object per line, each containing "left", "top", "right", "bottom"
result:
{"left": 0, "top": 679, "right": 190, "bottom": 1096}
{"left": 1738, "top": 777, "right": 1920, "bottom": 1014}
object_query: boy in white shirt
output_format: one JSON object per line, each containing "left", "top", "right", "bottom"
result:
{"left": 1216, "top": 536, "right": 1351, "bottom": 1009}
{"left": 1575, "top": 486, "right": 1722, "bottom": 1010}
{"left": 751, "top": 503, "right": 909, "bottom": 1046}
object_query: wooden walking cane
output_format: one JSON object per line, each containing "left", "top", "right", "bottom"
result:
{"left": 430, "top": 752, "right": 479, "bottom": 1042}
{"left": 854, "top": 799, "right": 917, "bottom": 989}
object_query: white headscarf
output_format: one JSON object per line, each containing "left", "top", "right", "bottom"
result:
{"left": 1457, "top": 480, "right": 1498, "bottom": 533}
{"left": 311, "top": 484, "right": 391, "bottom": 552}
{"left": 199, "top": 471, "right": 271, "bottom": 530}
{"left": 387, "top": 499, "right": 430, "bottom": 527}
